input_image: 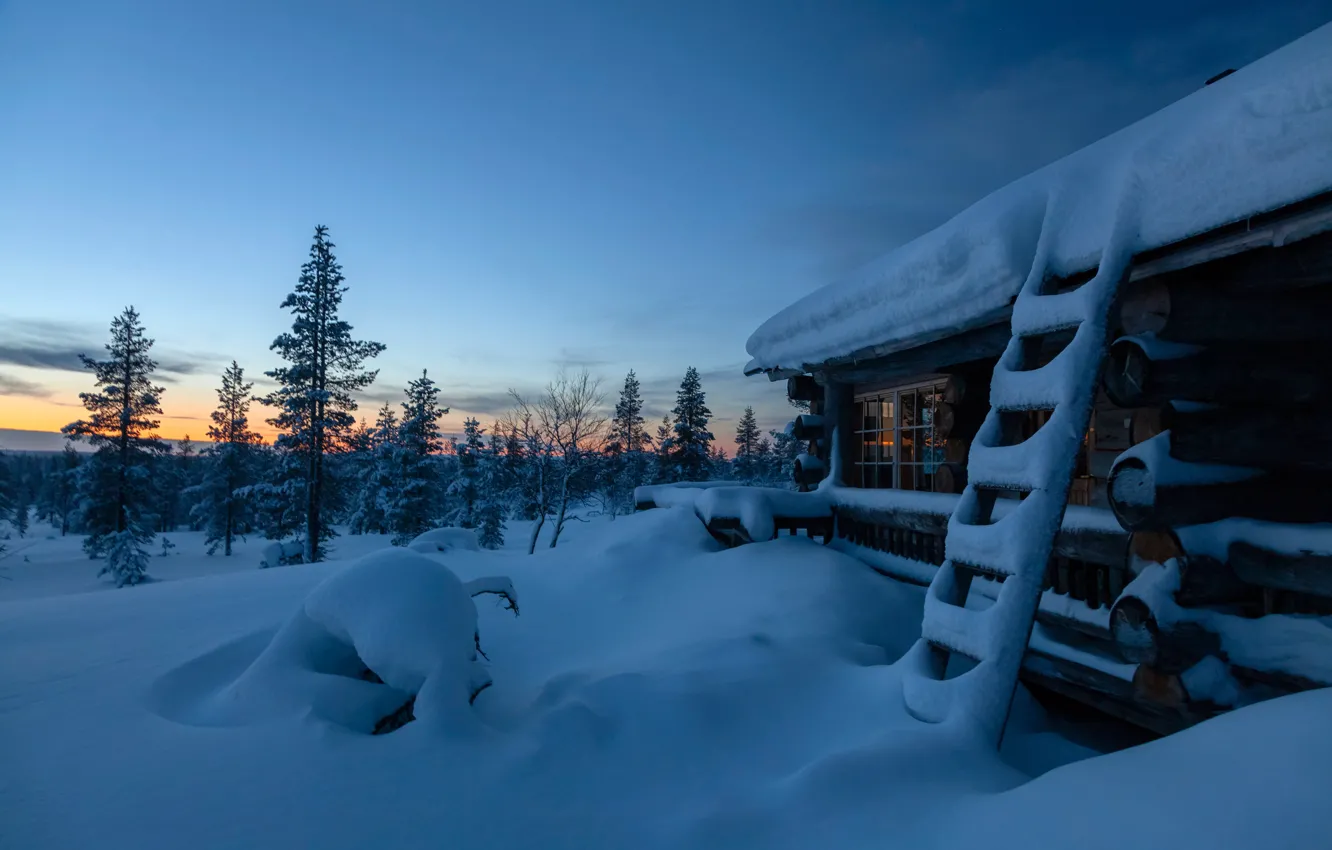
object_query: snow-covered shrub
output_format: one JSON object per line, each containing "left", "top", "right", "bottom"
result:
{"left": 101, "top": 530, "right": 150, "bottom": 587}
{"left": 406, "top": 527, "right": 480, "bottom": 555}
{"left": 211, "top": 548, "right": 517, "bottom": 734}
{"left": 259, "top": 541, "right": 305, "bottom": 569}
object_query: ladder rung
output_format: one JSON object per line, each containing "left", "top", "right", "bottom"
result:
{"left": 1010, "top": 289, "right": 1088, "bottom": 337}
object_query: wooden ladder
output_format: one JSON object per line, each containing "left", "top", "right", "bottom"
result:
{"left": 901, "top": 208, "right": 1135, "bottom": 746}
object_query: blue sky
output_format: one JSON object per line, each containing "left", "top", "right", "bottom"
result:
{"left": 2, "top": 0, "right": 1329, "bottom": 449}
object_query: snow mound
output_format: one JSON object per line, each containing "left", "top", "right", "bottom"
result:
{"left": 154, "top": 548, "right": 496, "bottom": 735}
{"left": 746, "top": 23, "right": 1332, "bottom": 373}
{"left": 693, "top": 487, "right": 830, "bottom": 543}
{"left": 406, "top": 527, "right": 481, "bottom": 554}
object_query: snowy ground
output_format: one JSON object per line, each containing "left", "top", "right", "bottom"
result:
{"left": 2, "top": 511, "right": 1330, "bottom": 849}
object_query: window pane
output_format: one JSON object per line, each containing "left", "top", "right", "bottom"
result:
{"left": 877, "top": 464, "right": 895, "bottom": 489}
{"left": 920, "top": 389, "right": 936, "bottom": 427}
{"left": 880, "top": 400, "right": 894, "bottom": 429}
{"left": 861, "top": 400, "right": 878, "bottom": 433}
{"left": 862, "top": 439, "right": 879, "bottom": 464}
{"left": 900, "top": 465, "right": 919, "bottom": 491}
{"left": 900, "top": 431, "right": 916, "bottom": 463}
{"left": 900, "top": 391, "right": 916, "bottom": 428}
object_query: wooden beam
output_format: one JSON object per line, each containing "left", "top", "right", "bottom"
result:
{"left": 1228, "top": 541, "right": 1332, "bottom": 600}
{"left": 1120, "top": 278, "right": 1332, "bottom": 343}
{"left": 787, "top": 375, "right": 821, "bottom": 403}
{"left": 1108, "top": 455, "right": 1332, "bottom": 531}
{"left": 1110, "top": 594, "right": 1222, "bottom": 672}
{"left": 1162, "top": 402, "right": 1332, "bottom": 469}
{"left": 791, "top": 413, "right": 824, "bottom": 441}
{"left": 1051, "top": 526, "right": 1130, "bottom": 569}
{"left": 1101, "top": 337, "right": 1332, "bottom": 408}
{"left": 835, "top": 503, "right": 950, "bottom": 537}
{"left": 822, "top": 322, "right": 1012, "bottom": 386}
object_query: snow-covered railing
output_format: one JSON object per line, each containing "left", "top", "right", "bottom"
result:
{"left": 633, "top": 483, "right": 833, "bottom": 546}
{"left": 633, "top": 481, "right": 738, "bottom": 511}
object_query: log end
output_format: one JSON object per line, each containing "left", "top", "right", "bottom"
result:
{"left": 1109, "top": 458, "right": 1156, "bottom": 532}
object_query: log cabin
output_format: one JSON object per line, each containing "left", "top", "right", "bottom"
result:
{"left": 728, "top": 26, "right": 1332, "bottom": 736}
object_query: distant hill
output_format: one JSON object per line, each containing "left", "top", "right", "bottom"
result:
{"left": 0, "top": 429, "right": 197, "bottom": 455}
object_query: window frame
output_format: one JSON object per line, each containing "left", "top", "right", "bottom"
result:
{"left": 851, "top": 376, "right": 948, "bottom": 492}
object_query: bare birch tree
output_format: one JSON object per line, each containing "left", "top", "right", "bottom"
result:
{"left": 504, "top": 369, "right": 607, "bottom": 553}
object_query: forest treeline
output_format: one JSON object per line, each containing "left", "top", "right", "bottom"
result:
{"left": 0, "top": 226, "right": 806, "bottom": 584}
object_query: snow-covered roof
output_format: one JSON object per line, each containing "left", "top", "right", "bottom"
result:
{"left": 745, "top": 23, "right": 1332, "bottom": 376}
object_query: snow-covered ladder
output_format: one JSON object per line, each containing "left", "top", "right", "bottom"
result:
{"left": 901, "top": 202, "right": 1136, "bottom": 746}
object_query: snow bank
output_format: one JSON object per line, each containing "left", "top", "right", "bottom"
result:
{"left": 5, "top": 510, "right": 1331, "bottom": 849}
{"left": 746, "top": 23, "right": 1332, "bottom": 373}
{"left": 406, "top": 526, "right": 481, "bottom": 554}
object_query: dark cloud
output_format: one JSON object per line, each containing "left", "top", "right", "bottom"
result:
{"left": 0, "top": 372, "right": 52, "bottom": 398}
{"left": 0, "top": 317, "right": 226, "bottom": 380}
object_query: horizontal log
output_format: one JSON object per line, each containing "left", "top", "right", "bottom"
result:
{"left": 1120, "top": 278, "right": 1332, "bottom": 343}
{"left": 1110, "top": 595, "right": 1222, "bottom": 672}
{"left": 793, "top": 453, "right": 826, "bottom": 487}
{"left": 1228, "top": 541, "right": 1332, "bottom": 599}
{"left": 942, "top": 374, "right": 967, "bottom": 405}
{"left": 1131, "top": 665, "right": 1190, "bottom": 711}
{"left": 1130, "top": 530, "right": 1186, "bottom": 564}
{"left": 1174, "top": 555, "right": 1252, "bottom": 607}
{"left": 1162, "top": 403, "right": 1332, "bottom": 469}
{"left": 787, "top": 375, "right": 821, "bottom": 403}
{"left": 1101, "top": 337, "right": 1332, "bottom": 408}
{"left": 944, "top": 437, "right": 969, "bottom": 464}
{"left": 1158, "top": 228, "right": 1332, "bottom": 295}
{"left": 1132, "top": 407, "right": 1163, "bottom": 445}
{"left": 791, "top": 413, "right": 824, "bottom": 441}
{"left": 1108, "top": 456, "right": 1332, "bottom": 531}
{"left": 1022, "top": 653, "right": 1197, "bottom": 737}
{"left": 1051, "top": 526, "right": 1129, "bottom": 569}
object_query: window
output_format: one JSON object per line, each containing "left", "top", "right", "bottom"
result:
{"left": 852, "top": 380, "right": 948, "bottom": 491}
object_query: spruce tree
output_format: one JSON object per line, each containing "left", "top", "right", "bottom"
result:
{"left": 349, "top": 404, "right": 398, "bottom": 535}
{"left": 604, "top": 370, "right": 653, "bottom": 515}
{"left": 261, "top": 226, "right": 385, "bottom": 562}
{"left": 62, "top": 306, "right": 167, "bottom": 584}
{"left": 734, "top": 406, "right": 763, "bottom": 484}
{"left": 13, "top": 477, "right": 30, "bottom": 537}
{"left": 387, "top": 371, "right": 447, "bottom": 544}
{"left": 768, "top": 423, "right": 801, "bottom": 489}
{"left": 666, "top": 366, "right": 714, "bottom": 482}
{"left": 653, "top": 415, "right": 673, "bottom": 483}
{"left": 192, "top": 362, "right": 263, "bottom": 555}
{"left": 446, "top": 417, "right": 485, "bottom": 531}
{"left": 0, "top": 449, "right": 12, "bottom": 531}
{"left": 476, "top": 428, "right": 507, "bottom": 550}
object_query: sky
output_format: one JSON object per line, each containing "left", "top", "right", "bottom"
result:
{"left": 2, "top": 0, "right": 1330, "bottom": 452}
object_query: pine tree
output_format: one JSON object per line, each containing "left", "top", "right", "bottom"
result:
{"left": 192, "top": 362, "right": 263, "bottom": 555}
{"left": 387, "top": 371, "right": 447, "bottom": 544}
{"left": 768, "top": 423, "right": 801, "bottom": 489}
{"left": 53, "top": 445, "right": 81, "bottom": 535}
{"left": 62, "top": 306, "right": 167, "bottom": 581}
{"left": 733, "top": 406, "right": 763, "bottom": 484}
{"left": 665, "top": 366, "right": 714, "bottom": 482}
{"left": 261, "top": 226, "right": 386, "bottom": 562}
{"left": 446, "top": 417, "right": 485, "bottom": 531}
